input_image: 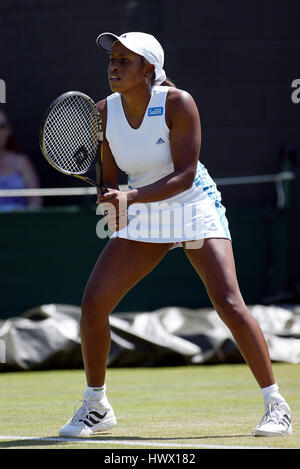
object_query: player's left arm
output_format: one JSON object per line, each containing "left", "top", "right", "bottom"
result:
{"left": 168, "top": 88, "right": 201, "bottom": 188}
{"left": 125, "top": 88, "right": 201, "bottom": 205}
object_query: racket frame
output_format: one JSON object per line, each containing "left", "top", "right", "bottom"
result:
{"left": 40, "top": 91, "right": 106, "bottom": 193}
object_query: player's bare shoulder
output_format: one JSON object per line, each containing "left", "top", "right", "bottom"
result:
{"left": 96, "top": 98, "right": 107, "bottom": 116}
{"left": 166, "top": 88, "right": 200, "bottom": 128}
{"left": 167, "top": 87, "right": 198, "bottom": 112}
{"left": 96, "top": 98, "right": 108, "bottom": 128}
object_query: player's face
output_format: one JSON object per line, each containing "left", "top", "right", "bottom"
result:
{"left": 108, "top": 42, "right": 148, "bottom": 93}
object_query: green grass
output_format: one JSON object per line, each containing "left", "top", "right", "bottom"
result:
{"left": 0, "top": 363, "right": 299, "bottom": 449}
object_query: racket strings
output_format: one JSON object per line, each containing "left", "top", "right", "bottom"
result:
{"left": 43, "top": 95, "right": 99, "bottom": 174}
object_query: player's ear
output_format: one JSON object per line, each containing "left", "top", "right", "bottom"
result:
{"left": 144, "top": 63, "right": 155, "bottom": 83}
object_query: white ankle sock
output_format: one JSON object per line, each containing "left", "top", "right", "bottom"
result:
{"left": 83, "top": 384, "right": 106, "bottom": 401}
{"left": 261, "top": 383, "right": 285, "bottom": 406}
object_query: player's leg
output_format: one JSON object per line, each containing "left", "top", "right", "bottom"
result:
{"left": 184, "top": 238, "right": 273, "bottom": 387}
{"left": 183, "top": 238, "right": 292, "bottom": 436}
{"left": 80, "top": 237, "right": 172, "bottom": 387}
{"left": 59, "top": 238, "right": 172, "bottom": 437}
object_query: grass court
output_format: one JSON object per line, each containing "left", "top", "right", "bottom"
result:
{"left": 0, "top": 363, "right": 298, "bottom": 450}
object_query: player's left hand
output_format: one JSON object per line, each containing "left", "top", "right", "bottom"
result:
{"left": 97, "top": 188, "right": 129, "bottom": 231}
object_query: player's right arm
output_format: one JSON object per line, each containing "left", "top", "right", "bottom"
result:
{"left": 96, "top": 98, "right": 119, "bottom": 190}
{"left": 96, "top": 99, "right": 128, "bottom": 232}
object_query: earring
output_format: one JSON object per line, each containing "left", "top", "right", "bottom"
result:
{"left": 145, "top": 76, "right": 149, "bottom": 85}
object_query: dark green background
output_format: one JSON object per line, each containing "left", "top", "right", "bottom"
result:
{"left": 0, "top": 204, "right": 290, "bottom": 319}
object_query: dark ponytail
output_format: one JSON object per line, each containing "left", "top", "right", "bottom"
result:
{"left": 159, "top": 77, "right": 176, "bottom": 87}
{"left": 142, "top": 58, "right": 176, "bottom": 88}
{"left": 151, "top": 74, "right": 176, "bottom": 87}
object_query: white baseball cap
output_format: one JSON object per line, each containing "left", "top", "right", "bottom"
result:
{"left": 96, "top": 31, "right": 166, "bottom": 85}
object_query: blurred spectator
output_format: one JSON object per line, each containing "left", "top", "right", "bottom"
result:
{"left": 0, "top": 106, "right": 42, "bottom": 211}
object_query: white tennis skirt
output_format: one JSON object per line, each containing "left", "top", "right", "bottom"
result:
{"left": 109, "top": 183, "right": 231, "bottom": 246}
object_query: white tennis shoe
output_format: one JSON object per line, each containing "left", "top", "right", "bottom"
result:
{"left": 253, "top": 402, "right": 292, "bottom": 437}
{"left": 59, "top": 398, "right": 117, "bottom": 438}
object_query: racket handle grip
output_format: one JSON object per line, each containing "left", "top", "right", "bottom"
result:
{"left": 99, "top": 185, "right": 107, "bottom": 195}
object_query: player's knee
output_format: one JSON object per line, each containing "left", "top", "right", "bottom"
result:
{"left": 81, "top": 293, "right": 108, "bottom": 323}
{"left": 214, "top": 292, "right": 248, "bottom": 328}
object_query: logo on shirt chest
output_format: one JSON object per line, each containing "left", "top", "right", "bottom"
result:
{"left": 156, "top": 138, "right": 166, "bottom": 144}
{"left": 148, "top": 106, "right": 163, "bottom": 116}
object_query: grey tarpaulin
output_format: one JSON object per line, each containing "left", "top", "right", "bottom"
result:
{"left": 1, "top": 304, "right": 300, "bottom": 371}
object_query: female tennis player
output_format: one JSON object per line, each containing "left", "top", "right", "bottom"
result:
{"left": 59, "top": 32, "right": 291, "bottom": 438}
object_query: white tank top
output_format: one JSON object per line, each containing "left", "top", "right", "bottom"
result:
{"left": 105, "top": 86, "right": 231, "bottom": 242}
{"left": 106, "top": 85, "right": 174, "bottom": 189}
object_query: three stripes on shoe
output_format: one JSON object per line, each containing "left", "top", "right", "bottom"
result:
{"left": 79, "top": 410, "right": 107, "bottom": 427}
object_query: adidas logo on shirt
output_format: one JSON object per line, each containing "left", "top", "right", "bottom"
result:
{"left": 156, "top": 138, "right": 166, "bottom": 144}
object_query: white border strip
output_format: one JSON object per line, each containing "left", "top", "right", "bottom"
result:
{"left": 0, "top": 185, "right": 126, "bottom": 197}
{"left": 214, "top": 171, "right": 295, "bottom": 186}
{"left": 0, "top": 171, "right": 295, "bottom": 197}
{"left": 0, "top": 435, "right": 287, "bottom": 449}
{"left": 0, "top": 187, "right": 97, "bottom": 197}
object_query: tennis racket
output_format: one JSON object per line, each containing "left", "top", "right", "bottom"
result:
{"left": 40, "top": 91, "right": 106, "bottom": 194}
